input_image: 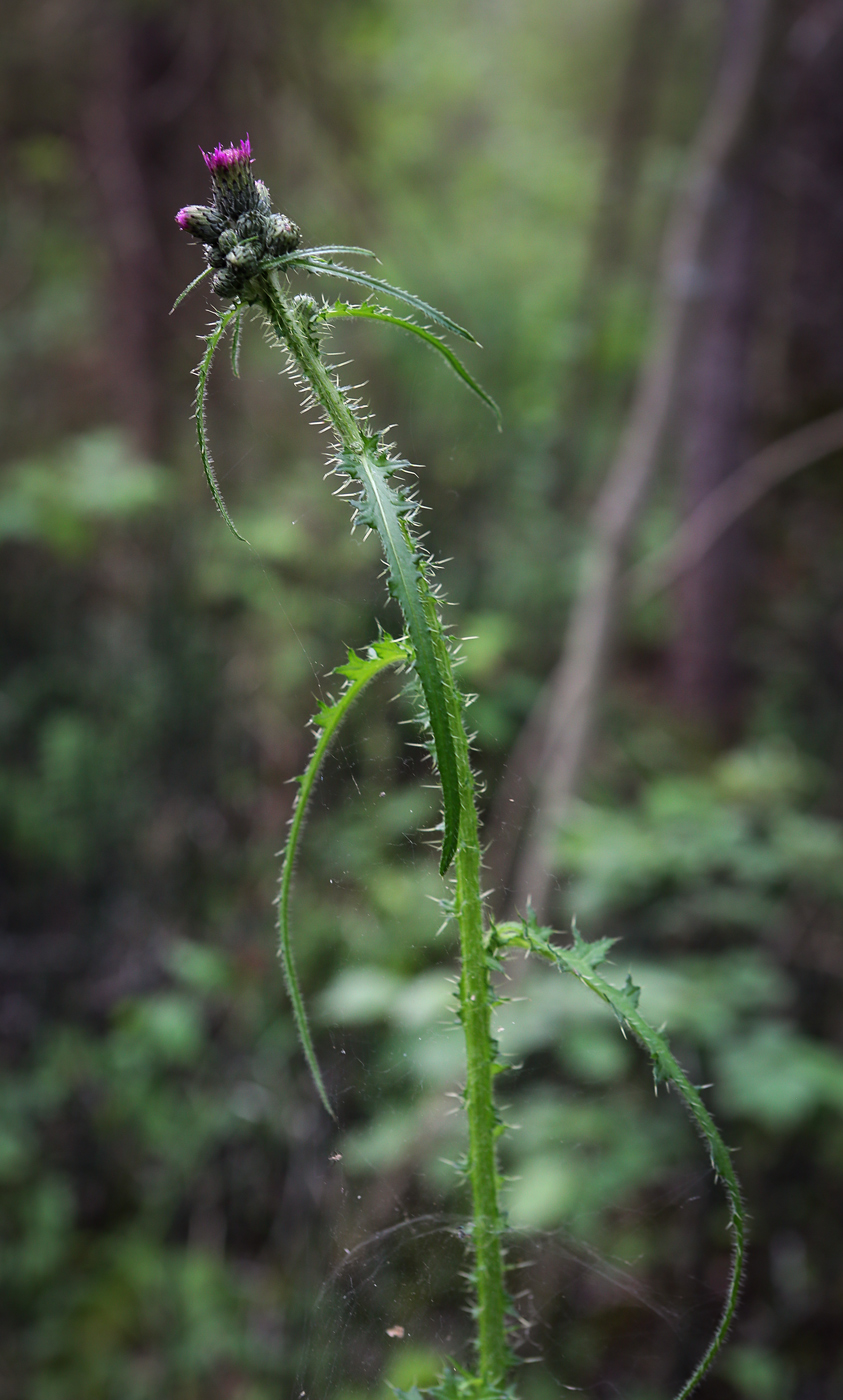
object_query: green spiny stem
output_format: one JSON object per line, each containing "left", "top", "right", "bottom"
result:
{"left": 255, "top": 270, "right": 508, "bottom": 1386}
{"left": 259, "top": 275, "right": 462, "bottom": 873}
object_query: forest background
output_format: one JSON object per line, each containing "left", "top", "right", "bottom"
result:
{"left": 2, "top": 1, "right": 843, "bottom": 1397}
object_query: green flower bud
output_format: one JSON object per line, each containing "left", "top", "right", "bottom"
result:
{"left": 212, "top": 267, "right": 242, "bottom": 298}
{"left": 265, "top": 213, "right": 302, "bottom": 257}
{"left": 176, "top": 204, "right": 225, "bottom": 243}
{"left": 235, "top": 210, "right": 265, "bottom": 241}
{"left": 226, "top": 243, "right": 260, "bottom": 277}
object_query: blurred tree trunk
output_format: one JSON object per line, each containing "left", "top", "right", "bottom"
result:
{"left": 83, "top": 13, "right": 166, "bottom": 455}
{"left": 485, "top": 0, "right": 682, "bottom": 911}
{"left": 501, "top": 0, "right": 771, "bottom": 922}
{"left": 81, "top": 3, "right": 229, "bottom": 455}
{"left": 559, "top": 0, "right": 681, "bottom": 473}
{"left": 671, "top": 2, "right": 843, "bottom": 725}
{"left": 670, "top": 162, "right": 760, "bottom": 730}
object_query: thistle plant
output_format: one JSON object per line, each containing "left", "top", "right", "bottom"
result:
{"left": 176, "top": 139, "right": 744, "bottom": 1400}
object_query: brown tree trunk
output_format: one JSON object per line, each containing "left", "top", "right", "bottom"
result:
{"left": 670, "top": 165, "right": 760, "bottom": 730}
{"left": 560, "top": 0, "right": 681, "bottom": 467}
{"left": 502, "top": 0, "right": 771, "bottom": 922}
{"left": 80, "top": 3, "right": 233, "bottom": 456}
{"left": 82, "top": 13, "right": 164, "bottom": 455}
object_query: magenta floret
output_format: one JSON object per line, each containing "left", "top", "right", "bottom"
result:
{"left": 202, "top": 136, "right": 252, "bottom": 175}
{"left": 201, "top": 136, "right": 258, "bottom": 219}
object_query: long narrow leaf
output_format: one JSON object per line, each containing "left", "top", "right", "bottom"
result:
{"left": 171, "top": 265, "right": 212, "bottom": 313}
{"left": 230, "top": 307, "right": 244, "bottom": 378}
{"left": 264, "top": 245, "right": 376, "bottom": 275}
{"left": 323, "top": 303, "right": 501, "bottom": 425}
{"left": 299, "top": 244, "right": 377, "bottom": 260}
{"left": 494, "top": 916, "right": 745, "bottom": 1400}
{"left": 334, "top": 439, "right": 463, "bottom": 874}
{"left": 291, "top": 258, "right": 478, "bottom": 343}
{"left": 278, "top": 637, "right": 412, "bottom": 1118}
{"left": 195, "top": 308, "right": 248, "bottom": 542}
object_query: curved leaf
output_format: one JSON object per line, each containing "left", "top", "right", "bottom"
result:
{"left": 323, "top": 303, "right": 501, "bottom": 425}
{"left": 290, "top": 257, "right": 478, "bottom": 343}
{"left": 334, "top": 436, "right": 463, "bottom": 874}
{"left": 264, "top": 245, "right": 376, "bottom": 275}
{"left": 298, "top": 244, "right": 377, "bottom": 260}
{"left": 494, "top": 915, "right": 745, "bottom": 1400}
{"left": 256, "top": 276, "right": 465, "bottom": 874}
{"left": 278, "top": 637, "right": 412, "bottom": 1118}
{"left": 171, "top": 265, "right": 212, "bottom": 313}
{"left": 229, "top": 307, "right": 244, "bottom": 377}
{"left": 194, "top": 308, "right": 248, "bottom": 542}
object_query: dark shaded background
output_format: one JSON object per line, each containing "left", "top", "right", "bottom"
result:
{"left": 2, "top": 1, "right": 843, "bottom": 1396}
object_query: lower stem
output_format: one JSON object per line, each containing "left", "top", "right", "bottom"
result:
{"left": 455, "top": 799, "right": 508, "bottom": 1384}
{"left": 258, "top": 275, "right": 508, "bottom": 1387}
{"left": 421, "top": 593, "right": 508, "bottom": 1388}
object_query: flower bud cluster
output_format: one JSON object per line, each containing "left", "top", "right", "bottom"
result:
{"left": 176, "top": 138, "right": 301, "bottom": 299}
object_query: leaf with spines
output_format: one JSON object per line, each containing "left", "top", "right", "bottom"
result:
{"left": 194, "top": 307, "right": 248, "bottom": 541}
{"left": 277, "top": 636, "right": 412, "bottom": 1118}
{"left": 391, "top": 1359, "right": 519, "bottom": 1400}
{"left": 619, "top": 972, "right": 642, "bottom": 1015}
{"left": 286, "top": 244, "right": 377, "bottom": 262}
{"left": 333, "top": 434, "right": 463, "bottom": 873}
{"left": 229, "top": 307, "right": 244, "bottom": 377}
{"left": 170, "top": 264, "right": 212, "bottom": 313}
{"left": 321, "top": 302, "right": 501, "bottom": 424}
{"left": 289, "top": 256, "right": 478, "bottom": 342}
{"left": 264, "top": 245, "right": 377, "bottom": 276}
{"left": 493, "top": 916, "right": 745, "bottom": 1400}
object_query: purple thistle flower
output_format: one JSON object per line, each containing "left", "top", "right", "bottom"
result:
{"left": 201, "top": 136, "right": 259, "bottom": 220}
{"left": 176, "top": 137, "right": 301, "bottom": 298}
{"left": 202, "top": 135, "right": 253, "bottom": 175}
